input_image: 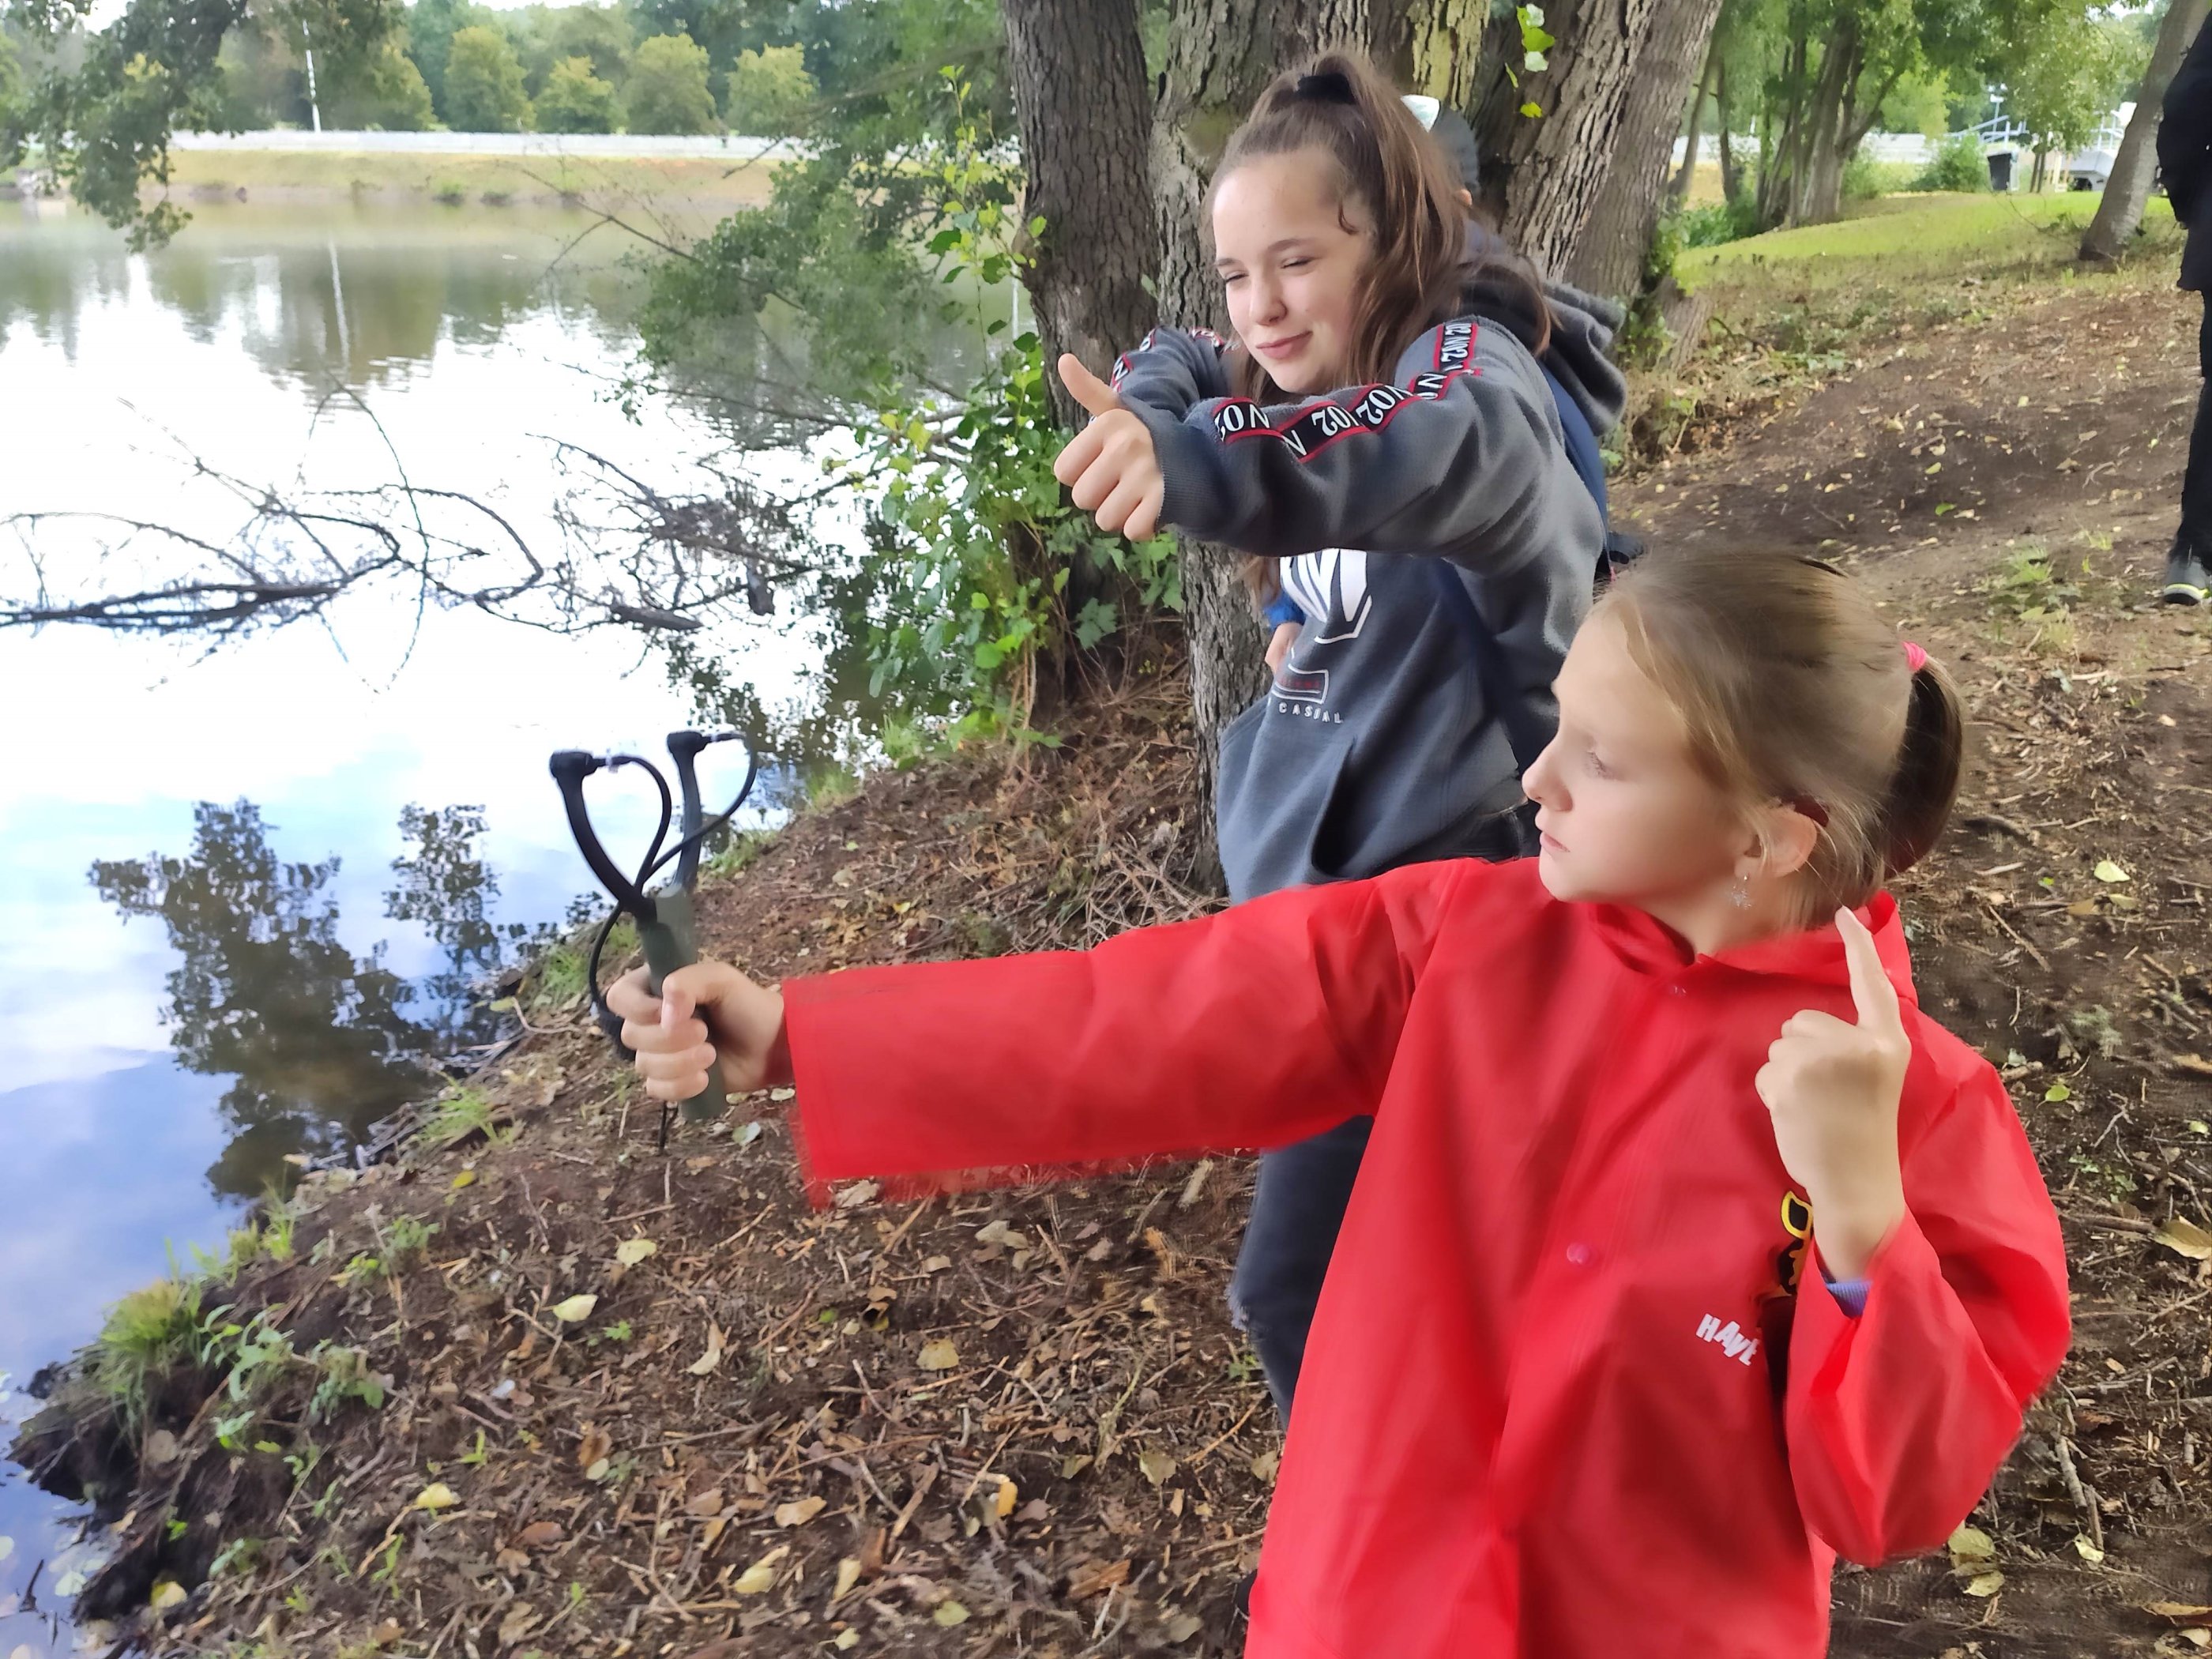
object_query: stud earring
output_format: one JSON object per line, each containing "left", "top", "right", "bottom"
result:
{"left": 1729, "top": 871, "right": 1752, "bottom": 909}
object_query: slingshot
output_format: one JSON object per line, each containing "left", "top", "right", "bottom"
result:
{"left": 549, "top": 730, "right": 758, "bottom": 1142}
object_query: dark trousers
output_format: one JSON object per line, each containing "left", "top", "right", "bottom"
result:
{"left": 1230, "top": 1114, "right": 1375, "bottom": 1422}
{"left": 1228, "top": 809, "right": 1537, "bottom": 1424}
{"left": 2187, "top": 295, "right": 2212, "bottom": 556}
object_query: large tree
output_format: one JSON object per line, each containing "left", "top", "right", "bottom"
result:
{"left": 1471, "top": 0, "right": 1661, "bottom": 272}
{"left": 1565, "top": 0, "right": 1725, "bottom": 300}
{"left": 2080, "top": 0, "right": 2206, "bottom": 264}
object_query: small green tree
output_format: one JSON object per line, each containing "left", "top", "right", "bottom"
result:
{"left": 622, "top": 31, "right": 713, "bottom": 134}
{"left": 403, "top": 0, "right": 485, "bottom": 120}
{"left": 534, "top": 51, "right": 615, "bottom": 132}
{"left": 442, "top": 23, "right": 530, "bottom": 131}
{"left": 326, "top": 42, "right": 436, "bottom": 128}
{"left": 548, "top": 2, "right": 630, "bottom": 85}
{"left": 722, "top": 43, "right": 812, "bottom": 136}
{"left": 0, "top": 31, "right": 21, "bottom": 168}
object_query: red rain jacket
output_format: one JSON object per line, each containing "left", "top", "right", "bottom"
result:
{"left": 782, "top": 859, "right": 2069, "bottom": 1657}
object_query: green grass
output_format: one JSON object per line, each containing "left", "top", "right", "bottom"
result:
{"left": 160, "top": 148, "right": 781, "bottom": 211}
{"left": 92, "top": 1277, "right": 206, "bottom": 1427}
{"left": 1681, "top": 192, "right": 2180, "bottom": 291}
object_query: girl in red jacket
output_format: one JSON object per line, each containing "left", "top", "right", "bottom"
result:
{"left": 610, "top": 547, "right": 2069, "bottom": 1659}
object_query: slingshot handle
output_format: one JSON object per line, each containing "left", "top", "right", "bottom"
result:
{"left": 640, "top": 886, "right": 732, "bottom": 1122}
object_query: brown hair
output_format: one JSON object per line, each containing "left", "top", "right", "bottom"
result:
{"left": 1204, "top": 53, "right": 1552, "bottom": 608}
{"left": 1596, "top": 548, "right": 1966, "bottom": 926}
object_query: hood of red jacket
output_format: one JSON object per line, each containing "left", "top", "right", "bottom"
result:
{"left": 1586, "top": 892, "right": 1917, "bottom": 1006}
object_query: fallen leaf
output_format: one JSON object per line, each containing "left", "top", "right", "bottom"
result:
{"left": 2147, "top": 1604, "right": 2212, "bottom": 1620}
{"left": 1069, "top": 1559, "right": 1131, "bottom": 1598}
{"left": 918, "top": 1338, "right": 959, "bottom": 1371}
{"left": 451, "top": 1170, "right": 476, "bottom": 1190}
{"left": 2046, "top": 1082, "right": 2073, "bottom": 1103}
{"left": 1138, "top": 1449, "right": 1177, "bottom": 1487}
{"left": 833, "top": 1634, "right": 860, "bottom": 1651}
{"left": 614, "top": 1239, "right": 656, "bottom": 1268}
{"left": 2094, "top": 860, "right": 2131, "bottom": 884}
{"left": 776, "top": 1496, "right": 826, "bottom": 1528}
{"left": 585, "top": 1458, "right": 611, "bottom": 1483}
{"left": 576, "top": 1424, "right": 611, "bottom": 1471}
{"left": 976, "top": 1219, "right": 1027, "bottom": 1249}
{"left": 835, "top": 1179, "right": 882, "bottom": 1209}
{"left": 2154, "top": 1217, "right": 2212, "bottom": 1261}
{"left": 933, "top": 1601, "right": 970, "bottom": 1627}
{"left": 498, "top": 1603, "right": 538, "bottom": 1646}
{"left": 2075, "top": 1534, "right": 2106, "bottom": 1563}
{"left": 833, "top": 1557, "right": 863, "bottom": 1601}
{"left": 2180, "top": 1629, "right": 2210, "bottom": 1650}
{"left": 1250, "top": 1449, "right": 1280, "bottom": 1483}
{"left": 1962, "top": 1571, "right": 2004, "bottom": 1597}
{"left": 551, "top": 1294, "right": 598, "bottom": 1324}
{"left": 149, "top": 1582, "right": 186, "bottom": 1612}
{"left": 732, "top": 1546, "right": 788, "bottom": 1594}
{"left": 1947, "top": 1524, "right": 1996, "bottom": 1562}
{"left": 995, "top": 1476, "right": 1018, "bottom": 1518}
{"left": 920, "top": 1255, "right": 952, "bottom": 1273}
{"left": 143, "top": 1431, "right": 179, "bottom": 1467}
{"left": 1165, "top": 1612, "right": 1204, "bottom": 1642}
{"left": 517, "top": 1521, "right": 564, "bottom": 1549}
{"left": 687, "top": 1322, "right": 727, "bottom": 1376}
{"left": 687, "top": 1488, "right": 724, "bottom": 1518}
{"left": 414, "top": 1482, "right": 461, "bottom": 1512}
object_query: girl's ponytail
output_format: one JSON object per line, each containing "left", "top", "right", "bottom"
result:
{"left": 1881, "top": 653, "right": 1966, "bottom": 876}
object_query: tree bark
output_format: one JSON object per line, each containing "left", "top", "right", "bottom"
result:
{"left": 1717, "top": 56, "right": 1743, "bottom": 205}
{"left": 1668, "top": 47, "right": 1716, "bottom": 209}
{"left": 1001, "top": 0, "right": 1157, "bottom": 428}
{"left": 2082, "top": 0, "right": 2207, "bottom": 264}
{"left": 1793, "top": 16, "right": 1861, "bottom": 226}
{"left": 1563, "top": 0, "right": 1723, "bottom": 300}
{"left": 1148, "top": 0, "right": 1367, "bottom": 881}
{"left": 1373, "top": 0, "right": 1484, "bottom": 110}
{"left": 1471, "top": 0, "right": 1661, "bottom": 273}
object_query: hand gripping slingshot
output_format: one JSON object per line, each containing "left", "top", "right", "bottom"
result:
{"left": 549, "top": 731, "right": 758, "bottom": 1146}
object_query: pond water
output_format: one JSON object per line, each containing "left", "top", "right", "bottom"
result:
{"left": 0, "top": 193, "right": 855, "bottom": 1653}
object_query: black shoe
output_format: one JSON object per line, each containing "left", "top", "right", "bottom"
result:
{"left": 2164, "top": 540, "right": 2210, "bottom": 605}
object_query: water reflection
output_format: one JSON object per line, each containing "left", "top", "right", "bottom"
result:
{"left": 90, "top": 798, "right": 527, "bottom": 1200}
{"left": 0, "top": 201, "right": 649, "bottom": 390}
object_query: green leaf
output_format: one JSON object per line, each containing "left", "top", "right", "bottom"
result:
{"left": 2045, "top": 1082, "right": 2073, "bottom": 1102}
{"left": 1520, "top": 100, "right": 1543, "bottom": 118}
{"left": 1028, "top": 215, "right": 1048, "bottom": 237}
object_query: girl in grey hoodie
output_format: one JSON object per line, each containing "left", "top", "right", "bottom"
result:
{"left": 1052, "top": 51, "right": 1626, "bottom": 1426}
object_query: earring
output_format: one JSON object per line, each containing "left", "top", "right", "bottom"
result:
{"left": 1729, "top": 871, "right": 1752, "bottom": 909}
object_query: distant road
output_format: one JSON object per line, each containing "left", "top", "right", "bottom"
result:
{"left": 168, "top": 130, "right": 803, "bottom": 160}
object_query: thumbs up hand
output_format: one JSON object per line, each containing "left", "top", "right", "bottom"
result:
{"left": 1754, "top": 908, "right": 1912, "bottom": 1279}
{"left": 1052, "top": 354, "right": 1166, "bottom": 542}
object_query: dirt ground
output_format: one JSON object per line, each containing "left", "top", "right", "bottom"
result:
{"left": 15, "top": 265, "right": 2212, "bottom": 1659}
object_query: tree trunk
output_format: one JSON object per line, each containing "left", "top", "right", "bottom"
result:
{"left": 1001, "top": 0, "right": 1157, "bottom": 428}
{"left": 1374, "top": 0, "right": 1484, "bottom": 109}
{"left": 1793, "top": 21, "right": 1860, "bottom": 226}
{"left": 1668, "top": 47, "right": 1716, "bottom": 209}
{"left": 1717, "top": 56, "right": 1743, "bottom": 205}
{"left": 2082, "top": 0, "right": 2207, "bottom": 263}
{"left": 1563, "top": 0, "right": 1723, "bottom": 300}
{"left": 1000, "top": 0, "right": 1157, "bottom": 713}
{"left": 1149, "top": 0, "right": 1366, "bottom": 881}
{"left": 1471, "top": 0, "right": 1661, "bottom": 273}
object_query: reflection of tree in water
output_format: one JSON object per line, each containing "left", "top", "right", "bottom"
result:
{"left": 384, "top": 803, "right": 534, "bottom": 1044}
{"left": 92, "top": 799, "right": 523, "bottom": 1198}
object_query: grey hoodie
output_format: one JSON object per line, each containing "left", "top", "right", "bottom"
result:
{"left": 1112, "top": 274, "right": 1626, "bottom": 904}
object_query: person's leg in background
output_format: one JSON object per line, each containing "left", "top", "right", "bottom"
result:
{"left": 2167, "top": 295, "right": 2212, "bottom": 603}
{"left": 1229, "top": 1115, "right": 1374, "bottom": 1423}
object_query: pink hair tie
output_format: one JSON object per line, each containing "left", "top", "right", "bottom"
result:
{"left": 1902, "top": 641, "right": 1929, "bottom": 674}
